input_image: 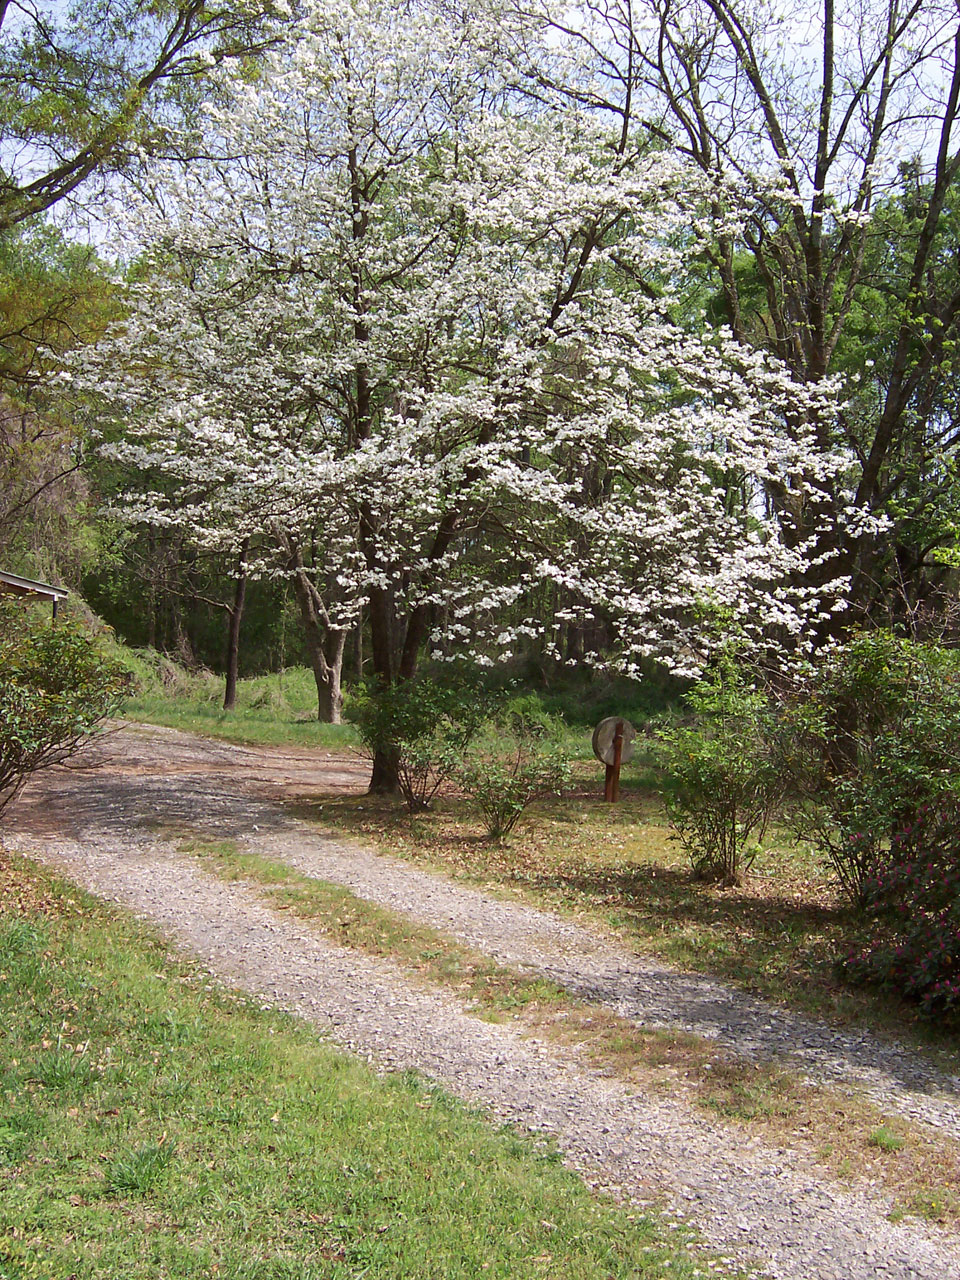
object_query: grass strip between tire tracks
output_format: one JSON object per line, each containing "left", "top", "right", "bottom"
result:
{"left": 178, "top": 835, "right": 960, "bottom": 1233}
{"left": 300, "top": 786, "right": 960, "bottom": 1061}
{"left": 1, "top": 846, "right": 745, "bottom": 1280}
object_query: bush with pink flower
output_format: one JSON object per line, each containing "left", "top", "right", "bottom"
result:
{"left": 843, "top": 799, "right": 960, "bottom": 1018}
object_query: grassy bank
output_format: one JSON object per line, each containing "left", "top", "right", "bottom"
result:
{"left": 118, "top": 653, "right": 360, "bottom": 750}
{"left": 0, "top": 849, "right": 728, "bottom": 1280}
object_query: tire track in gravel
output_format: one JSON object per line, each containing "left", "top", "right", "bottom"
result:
{"left": 8, "top": 826, "right": 960, "bottom": 1280}
{"left": 13, "top": 724, "right": 960, "bottom": 1144}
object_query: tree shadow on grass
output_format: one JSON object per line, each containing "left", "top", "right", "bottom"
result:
{"left": 541, "top": 859, "right": 850, "bottom": 939}
{"left": 522, "top": 860, "right": 960, "bottom": 1089}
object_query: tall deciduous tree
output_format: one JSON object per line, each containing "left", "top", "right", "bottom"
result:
{"left": 0, "top": 0, "right": 282, "bottom": 232}
{"left": 71, "top": 0, "right": 851, "bottom": 786}
{"left": 542, "top": 0, "right": 960, "bottom": 622}
{"left": 0, "top": 0, "right": 282, "bottom": 587}
{"left": 0, "top": 223, "right": 117, "bottom": 578}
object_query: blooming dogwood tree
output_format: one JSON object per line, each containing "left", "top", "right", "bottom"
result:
{"left": 71, "top": 0, "right": 849, "bottom": 786}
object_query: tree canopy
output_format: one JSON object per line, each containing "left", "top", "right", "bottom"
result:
{"left": 64, "top": 0, "right": 856, "bottom": 760}
{"left": 0, "top": 0, "right": 282, "bottom": 231}
{"left": 541, "top": 0, "right": 960, "bottom": 620}
{"left": 2, "top": 0, "right": 959, "bottom": 739}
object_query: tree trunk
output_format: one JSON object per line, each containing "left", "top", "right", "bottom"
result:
{"left": 300, "top": 617, "right": 346, "bottom": 724}
{"left": 316, "top": 628, "right": 347, "bottom": 724}
{"left": 286, "top": 548, "right": 347, "bottom": 724}
{"left": 368, "top": 743, "right": 401, "bottom": 794}
{"left": 223, "top": 542, "right": 249, "bottom": 711}
{"left": 146, "top": 527, "right": 157, "bottom": 648}
{"left": 366, "top": 588, "right": 400, "bottom": 792}
{"left": 353, "top": 605, "right": 364, "bottom": 679}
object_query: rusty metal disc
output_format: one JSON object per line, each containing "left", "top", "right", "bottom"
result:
{"left": 591, "top": 716, "right": 637, "bottom": 766}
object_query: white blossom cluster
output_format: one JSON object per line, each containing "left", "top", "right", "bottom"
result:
{"left": 67, "top": 0, "right": 864, "bottom": 676}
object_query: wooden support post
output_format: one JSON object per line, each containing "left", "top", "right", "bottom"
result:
{"left": 603, "top": 719, "right": 624, "bottom": 802}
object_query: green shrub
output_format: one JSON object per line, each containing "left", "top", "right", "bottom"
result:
{"left": 500, "top": 691, "right": 560, "bottom": 735}
{"left": 843, "top": 798, "right": 960, "bottom": 1017}
{"left": 347, "top": 673, "right": 492, "bottom": 812}
{"left": 455, "top": 718, "right": 570, "bottom": 841}
{"left": 779, "top": 631, "right": 960, "bottom": 908}
{"left": 657, "top": 653, "right": 780, "bottom": 886}
{"left": 0, "top": 601, "right": 127, "bottom": 816}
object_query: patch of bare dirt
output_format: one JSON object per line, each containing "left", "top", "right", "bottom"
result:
{"left": 10, "top": 721, "right": 368, "bottom": 840}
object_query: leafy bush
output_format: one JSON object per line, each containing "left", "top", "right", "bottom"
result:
{"left": 346, "top": 674, "right": 492, "bottom": 811}
{"left": 0, "top": 601, "right": 128, "bottom": 817}
{"left": 455, "top": 715, "right": 570, "bottom": 841}
{"left": 843, "top": 799, "right": 960, "bottom": 1018}
{"left": 657, "top": 653, "right": 780, "bottom": 886}
{"left": 779, "top": 631, "right": 960, "bottom": 908}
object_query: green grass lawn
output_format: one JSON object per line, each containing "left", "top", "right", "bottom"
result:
{"left": 120, "top": 657, "right": 360, "bottom": 750}
{"left": 0, "top": 850, "right": 730, "bottom": 1280}
{"left": 124, "top": 697, "right": 359, "bottom": 750}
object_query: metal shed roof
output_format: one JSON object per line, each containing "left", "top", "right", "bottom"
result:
{"left": 0, "top": 570, "right": 69, "bottom": 606}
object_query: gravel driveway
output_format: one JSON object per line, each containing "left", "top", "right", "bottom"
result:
{"left": 6, "top": 723, "right": 960, "bottom": 1280}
